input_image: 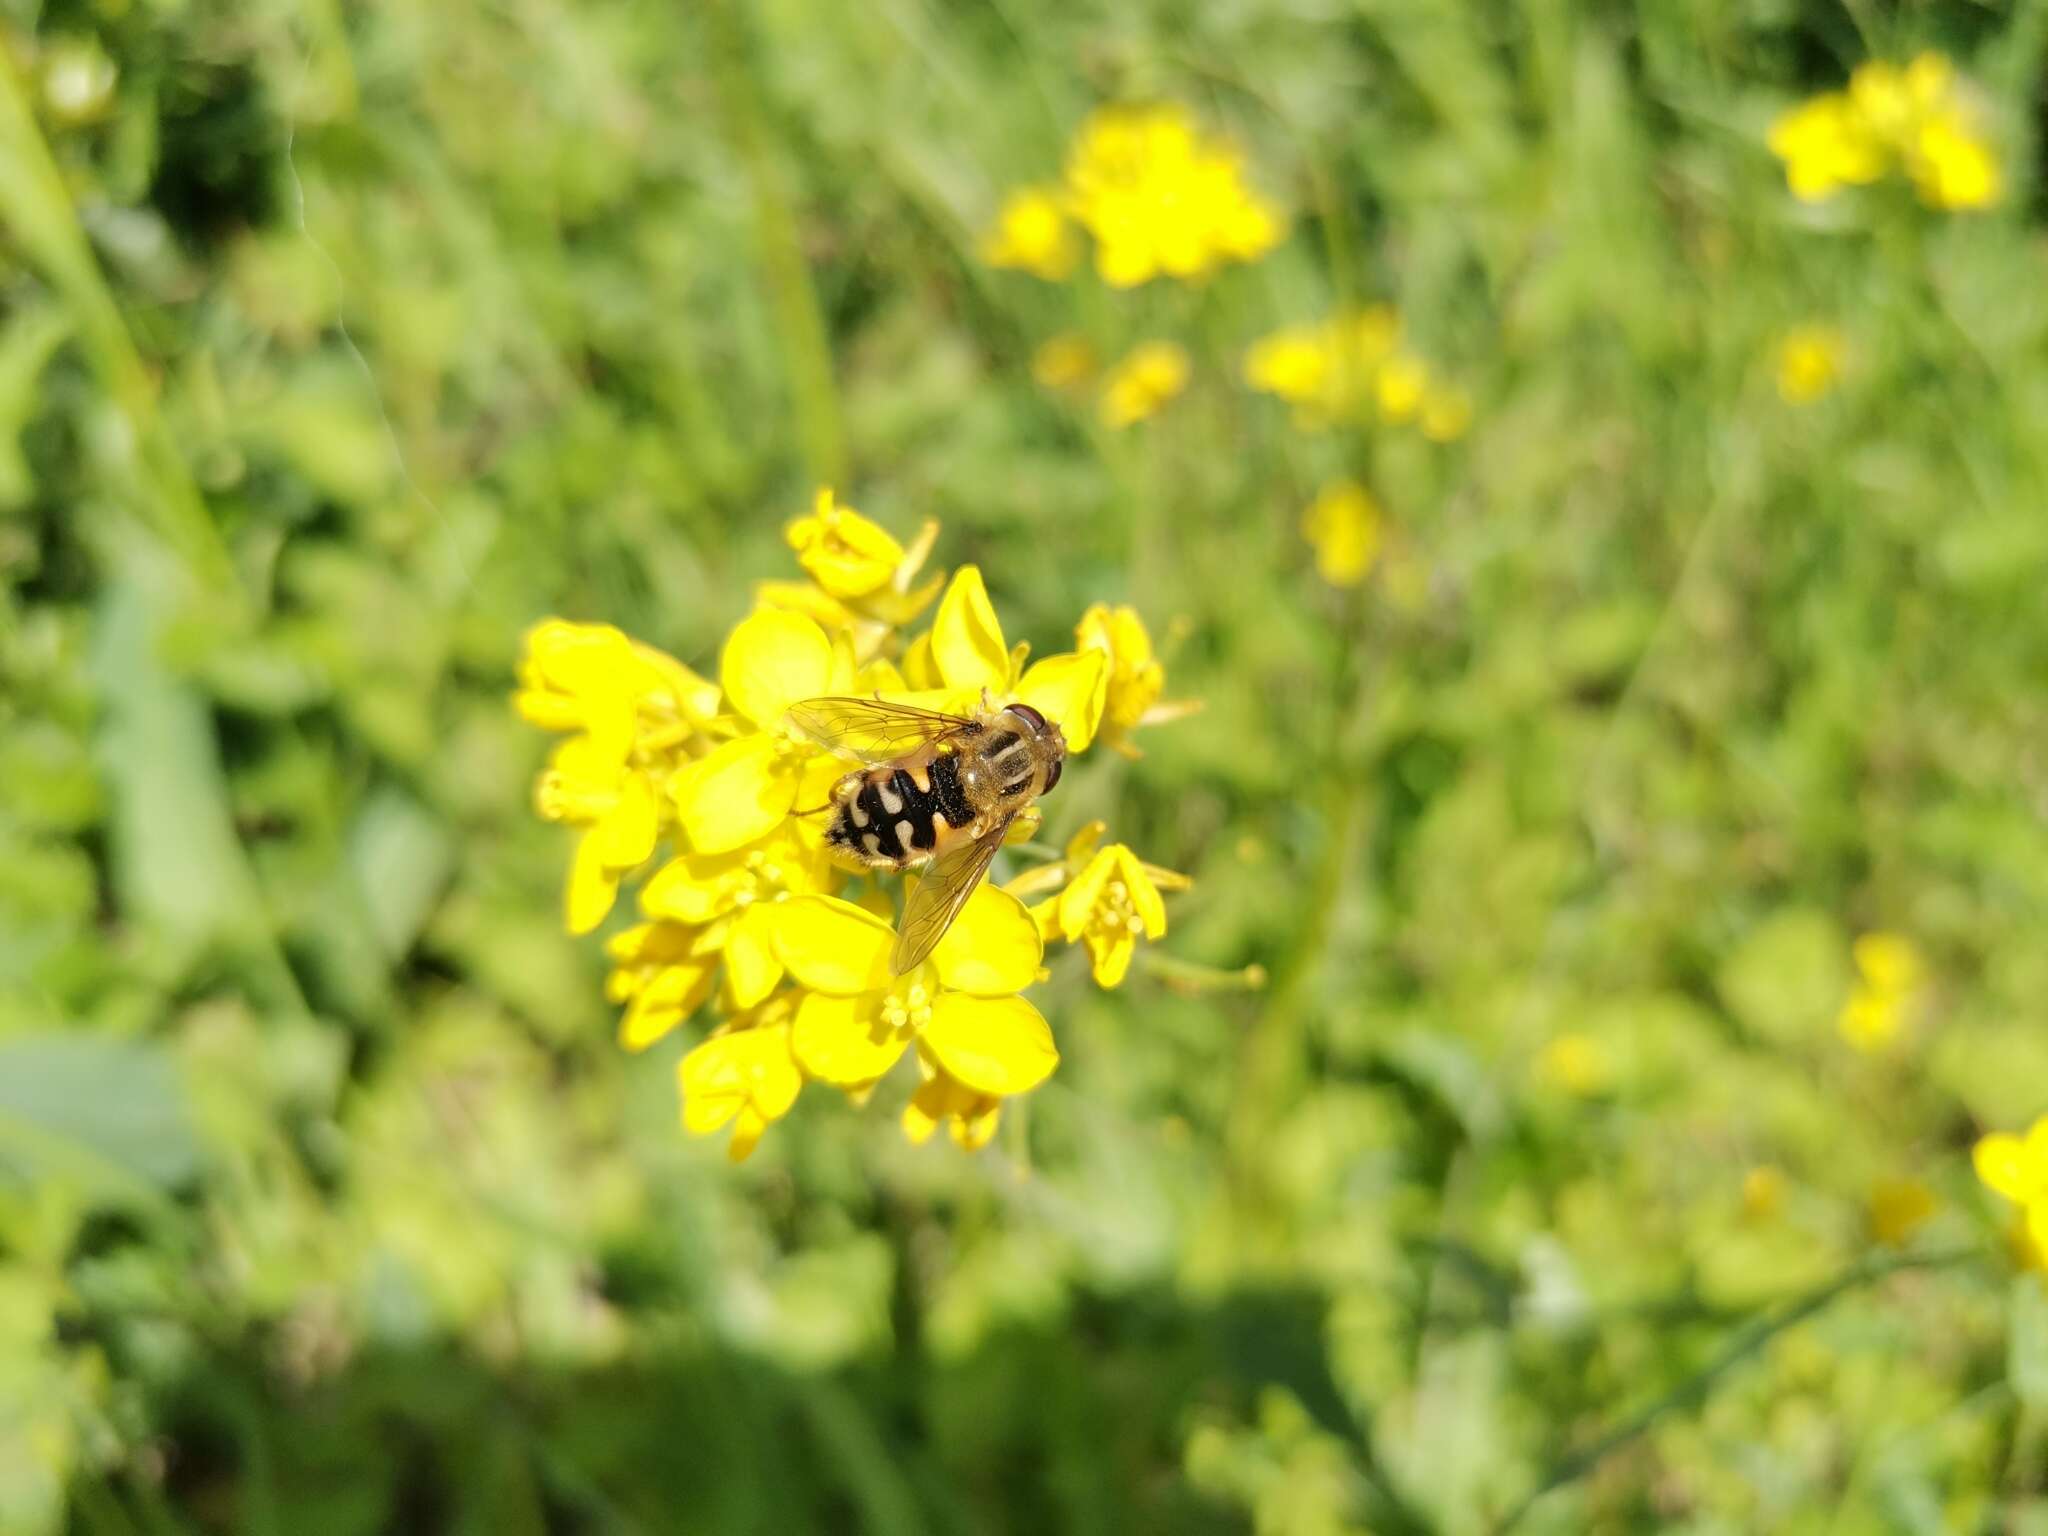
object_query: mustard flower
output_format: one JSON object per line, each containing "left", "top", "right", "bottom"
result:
{"left": 1776, "top": 325, "right": 1845, "bottom": 405}
{"left": 1770, "top": 52, "right": 1999, "bottom": 211}
{"left": 1074, "top": 602, "right": 1198, "bottom": 755}
{"left": 777, "top": 489, "right": 944, "bottom": 629}
{"left": 1973, "top": 1116, "right": 2048, "bottom": 1269}
{"left": 980, "top": 185, "right": 1079, "bottom": 281}
{"left": 1099, "top": 341, "right": 1189, "bottom": 428}
{"left": 1009, "top": 821, "right": 1189, "bottom": 988}
{"left": 1062, "top": 103, "right": 1283, "bottom": 287}
{"left": 920, "top": 566, "right": 1109, "bottom": 750}
{"left": 1836, "top": 930, "right": 1925, "bottom": 1052}
{"left": 607, "top": 919, "right": 721, "bottom": 1050}
{"left": 1245, "top": 307, "right": 1466, "bottom": 441}
{"left": 678, "top": 994, "right": 805, "bottom": 1162}
{"left": 774, "top": 888, "right": 1057, "bottom": 1134}
{"left": 1301, "top": 481, "right": 1383, "bottom": 589}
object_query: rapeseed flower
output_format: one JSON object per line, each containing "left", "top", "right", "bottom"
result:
{"left": 1301, "top": 481, "right": 1383, "bottom": 588}
{"left": 982, "top": 103, "right": 1283, "bottom": 288}
{"left": 1836, "top": 931, "right": 1926, "bottom": 1052}
{"left": 1770, "top": 52, "right": 2000, "bottom": 211}
{"left": 1776, "top": 325, "right": 1846, "bottom": 404}
{"left": 1245, "top": 307, "right": 1468, "bottom": 440}
{"left": 1006, "top": 821, "right": 1190, "bottom": 988}
{"left": 1973, "top": 1116, "right": 2048, "bottom": 1270}
{"left": 1099, "top": 341, "right": 1190, "bottom": 428}
{"left": 519, "top": 495, "right": 1198, "bottom": 1158}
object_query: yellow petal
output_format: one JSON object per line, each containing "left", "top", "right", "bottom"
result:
{"left": 642, "top": 849, "right": 740, "bottom": 925}
{"left": 671, "top": 734, "right": 801, "bottom": 854}
{"left": 1975, "top": 1133, "right": 2032, "bottom": 1203}
{"left": 932, "top": 883, "right": 1042, "bottom": 996}
{"left": 677, "top": 1024, "right": 802, "bottom": 1131}
{"left": 591, "top": 771, "right": 660, "bottom": 868}
{"left": 920, "top": 993, "right": 1058, "bottom": 1096}
{"left": 566, "top": 832, "right": 622, "bottom": 935}
{"left": 720, "top": 607, "right": 833, "bottom": 729}
{"left": 1056, "top": 846, "right": 1116, "bottom": 943}
{"left": 1113, "top": 845, "right": 1167, "bottom": 938}
{"left": 901, "top": 631, "right": 942, "bottom": 690}
{"left": 620, "top": 955, "right": 718, "bottom": 1050}
{"left": 1087, "top": 927, "right": 1138, "bottom": 988}
{"left": 791, "top": 990, "right": 908, "bottom": 1085}
{"left": 724, "top": 903, "right": 785, "bottom": 1009}
{"left": 774, "top": 894, "right": 895, "bottom": 994}
{"left": 932, "top": 565, "right": 1011, "bottom": 692}
{"left": 1013, "top": 649, "right": 1109, "bottom": 754}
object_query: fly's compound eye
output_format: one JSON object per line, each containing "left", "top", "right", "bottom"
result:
{"left": 1006, "top": 702, "right": 1049, "bottom": 734}
{"left": 1041, "top": 755, "right": 1063, "bottom": 795}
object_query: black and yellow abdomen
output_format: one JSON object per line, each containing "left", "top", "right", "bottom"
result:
{"left": 827, "top": 754, "right": 978, "bottom": 868}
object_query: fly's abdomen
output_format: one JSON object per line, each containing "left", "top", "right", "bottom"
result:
{"left": 827, "top": 762, "right": 971, "bottom": 866}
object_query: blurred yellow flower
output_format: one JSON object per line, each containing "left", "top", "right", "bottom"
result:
{"left": 1300, "top": 481, "right": 1383, "bottom": 589}
{"left": 1245, "top": 307, "right": 1467, "bottom": 441}
{"left": 776, "top": 889, "right": 1057, "bottom": 1136}
{"left": 1063, "top": 103, "right": 1283, "bottom": 287}
{"left": 1973, "top": 1116, "right": 2048, "bottom": 1270}
{"left": 1868, "top": 1177, "right": 1937, "bottom": 1247}
{"left": 1836, "top": 930, "right": 1925, "bottom": 1052}
{"left": 1419, "top": 385, "right": 1474, "bottom": 443}
{"left": 1770, "top": 52, "right": 1999, "bottom": 211}
{"left": 1375, "top": 354, "right": 1427, "bottom": 424}
{"left": 979, "top": 185, "right": 1078, "bottom": 280}
{"left": 1099, "top": 341, "right": 1190, "bottom": 428}
{"left": 1537, "top": 1033, "right": 1610, "bottom": 1097}
{"left": 1775, "top": 325, "right": 1846, "bottom": 405}
{"left": 1032, "top": 333, "right": 1097, "bottom": 392}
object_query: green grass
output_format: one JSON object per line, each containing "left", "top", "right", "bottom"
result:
{"left": 3, "top": 0, "right": 2048, "bottom": 1531}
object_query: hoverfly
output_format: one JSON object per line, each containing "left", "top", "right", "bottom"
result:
{"left": 786, "top": 694, "right": 1067, "bottom": 975}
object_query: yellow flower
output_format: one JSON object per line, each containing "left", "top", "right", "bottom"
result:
{"left": 1973, "top": 1116, "right": 2048, "bottom": 1269}
{"left": 1099, "top": 341, "right": 1189, "bottom": 428}
{"left": 1536, "top": 1033, "right": 1610, "bottom": 1097}
{"left": 678, "top": 995, "right": 805, "bottom": 1162}
{"left": 1242, "top": 325, "right": 1332, "bottom": 406}
{"left": 775, "top": 888, "right": 1057, "bottom": 1144}
{"left": 980, "top": 185, "right": 1078, "bottom": 280}
{"left": 640, "top": 820, "right": 841, "bottom": 1010}
{"left": 1769, "top": 93, "right": 1886, "bottom": 201}
{"left": 1076, "top": 602, "right": 1186, "bottom": 755}
{"left": 1015, "top": 822, "right": 1187, "bottom": 988}
{"left": 1062, "top": 103, "right": 1283, "bottom": 288}
{"left": 607, "top": 920, "right": 721, "bottom": 1049}
{"left": 1775, "top": 325, "right": 1845, "bottom": 405}
{"left": 901, "top": 1060, "right": 1004, "bottom": 1151}
{"left": 1032, "top": 333, "right": 1097, "bottom": 392}
{"left": 1300, "top": 481, "right": 1383, "bottom": 589}
{"left": 921, "top": 566, "right": 1109, "bottom": 751}
{"left": 1375, "top": 354, "right": 1427, "bottom": 423}
{"left": 1244, "top": 307, "right": 1458, "bottom": 436}
{"left": 784, "top": 488, "right": 903, "bottom": 600}
{"left": 1836, "top": 930, "right": 1926, "bottom": 1052}
{"left": 1770, "top": 52, "right": 1999, "bottom": 211}
{"left": 1869, "top": 1177, "right": 1937, "bottom": 1247}
{"left": 668, "top": 608, "right": 852, "bottom": 856}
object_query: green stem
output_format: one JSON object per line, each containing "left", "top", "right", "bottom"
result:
{"left": 0, "top": 49, "right": 239, "bottom": 603}
{"left": 1490, "top": 1247, "right": 1981, "bottom": 1534}
{"left": 705, "top": 0, "right": 846, "bottom": 490}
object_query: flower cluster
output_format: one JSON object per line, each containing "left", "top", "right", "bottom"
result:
{"left": 1244, "top": 306, "right": 1471, "bottom": 441}
{"left": 519, "top": 493, "right": 1196, "bottom": 1159}
{"left": 1769, "top": 52, "right": 2000, "bottom": 210}
{"left": 1299, "top": 481, "right": 1384, "bottom": 589}
{"left": 1974, "top": 1116, "right": 2048, "bottom": 1270}
{"left": 1835, "top": 931, "right": 1925, "bottom": 1052}
{"left": 984, "top": 103, "right": 1284, "bottom": 289}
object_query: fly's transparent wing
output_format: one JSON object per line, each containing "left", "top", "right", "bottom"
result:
{"left": 893, "top": 815, "right": 1012, "bottom": 975}
{"left": 785, "top": 696, "right": 975, "bottom": 765}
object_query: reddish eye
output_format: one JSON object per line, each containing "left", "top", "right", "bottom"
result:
{"left": 1006, "top": 702, "right": 1048, "bottom": 733}
{"left": 1041, "top": 756, "right": 1063, "bottom": 794}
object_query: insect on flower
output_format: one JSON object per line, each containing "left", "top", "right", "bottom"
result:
{"left": 788, "top": 694, "right": 1067, "bottom": 975}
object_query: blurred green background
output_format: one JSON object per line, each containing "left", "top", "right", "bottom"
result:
{"left": 5, "top": 0, "right": 2048, "bottom": 1531}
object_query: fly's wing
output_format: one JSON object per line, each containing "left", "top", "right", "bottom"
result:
{"left": 893, "top": 814, "right": 1012, "bottom": 975}
{"left": 785, "top": 696, "right": 975, "bottom": 766}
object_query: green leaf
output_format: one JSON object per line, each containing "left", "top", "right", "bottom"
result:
{"left": 0, "top": 1034, "right": 201, "bottom": 1194}
{"left": 349, "top": 785, "right": 453, "bottom": 960}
